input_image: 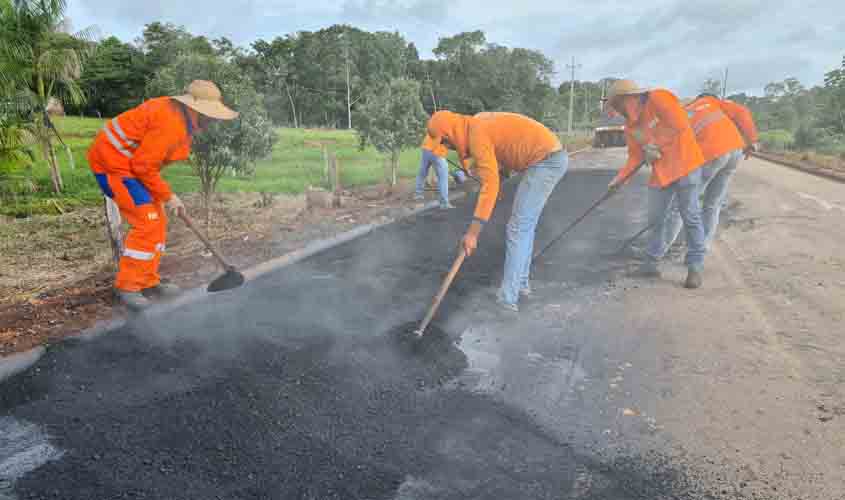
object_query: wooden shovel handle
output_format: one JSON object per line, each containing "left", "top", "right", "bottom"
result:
{"left": 179, "top": 213, "right": 232, "bottom": 269}
{"left": 416, "top": 249, "right": 467, "bottom": 336}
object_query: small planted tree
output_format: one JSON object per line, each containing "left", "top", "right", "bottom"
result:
{"left": 148, "top": 53, "right": 276, "bottom": 225}
{"left": 356, "top": 78, "right": 428, "bottom": 187}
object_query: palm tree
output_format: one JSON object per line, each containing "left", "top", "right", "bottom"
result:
{"left": 0, "top": 0, "right": 94, "bottom": 193}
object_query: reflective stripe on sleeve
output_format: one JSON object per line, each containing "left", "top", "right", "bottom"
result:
{"left": 123, "top": 248, "right": 155, "bottom": 261}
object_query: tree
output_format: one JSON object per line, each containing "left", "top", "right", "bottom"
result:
{"left": 822, "top": 56, "right": 845, "bottom": 134}
{"left": 76, "top": 36, "right": 148, "bottom": 117}
{"left": 0, "top": 0, "right": 94, "bottom": 193}
{"left": 356, "top": 78, "right": 427, "bottom": 187}
{"left": 147, "top": 53, "right": 276, "bottom": 224}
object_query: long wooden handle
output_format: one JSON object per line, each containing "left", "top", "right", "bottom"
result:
{"left": 179, "top": 213, "right": 232, "bottom": 269}
{"left": 416, "top": 250, "right": 467, "bottom": 336}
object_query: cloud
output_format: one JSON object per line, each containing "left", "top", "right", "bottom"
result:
{"left": 66, "top": 0, "right": 842, "bottom": 96}
{"left": 341, "top": 0, "right": 450, "bottom": 25}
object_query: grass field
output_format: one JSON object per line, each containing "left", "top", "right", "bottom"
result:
{"left": 2, "top": 116, "right": 595, "bottom": 217}
{"left": 1, "top": 116, "right": 455, "bottom": 217}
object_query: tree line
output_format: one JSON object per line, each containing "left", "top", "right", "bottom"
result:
{"left": 3, "top": 0, "right": 844, "bottom": 203}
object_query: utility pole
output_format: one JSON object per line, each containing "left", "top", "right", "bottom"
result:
{"left": 583, "top": 85, "right": 590, "bottom": 126}
{"left": 721, "top": 67, "right": 729, "bottom": 99}
{"left": 566, "top": 56, "right": 581, "bottom": 135}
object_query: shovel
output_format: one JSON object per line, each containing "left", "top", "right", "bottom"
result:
{"left": 179, "top": 213, "right": 245, "bottom": 292}
{"left": 414, "top": 248, "right": 467, "bottom": 337}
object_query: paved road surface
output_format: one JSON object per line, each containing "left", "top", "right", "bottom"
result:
{"left": 1, "top": 149, "right": 843, "bottom": 499}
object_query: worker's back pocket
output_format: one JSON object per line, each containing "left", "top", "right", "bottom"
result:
{"left": 122, "top": 178, "right": 152, "bottom": 206}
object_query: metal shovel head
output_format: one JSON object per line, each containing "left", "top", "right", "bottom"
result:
{"left": 207, "top": 268, "right": 245, "bottom": 292}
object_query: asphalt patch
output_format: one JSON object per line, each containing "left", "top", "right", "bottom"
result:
{"left": 0, "top": 170, "right": 729, "bottom": 499}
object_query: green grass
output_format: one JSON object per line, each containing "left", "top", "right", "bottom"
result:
{"left": 2, "top": 117, "right": 459, "bottom": 216}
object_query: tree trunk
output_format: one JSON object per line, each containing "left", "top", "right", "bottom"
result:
{"left": 42, "top": 135, "right": 62, "bottom": 194}
{"left": 390, "top": 151, "right": 399, "bottom": 187}
{"left": 285, "top": 83, "right": 298, "bottom": 128}
{"left": 346, "top": 59, "right": 352, "bottom": 129}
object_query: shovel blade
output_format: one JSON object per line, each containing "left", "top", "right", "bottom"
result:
{"left": 207, "top": 269, "right": 245, "bottom": 292}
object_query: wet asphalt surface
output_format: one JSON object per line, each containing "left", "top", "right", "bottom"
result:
{"left": 1, "top": 163, "right": 738, "bottom": 499}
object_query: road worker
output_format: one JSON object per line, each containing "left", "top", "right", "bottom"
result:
{"left": 87, "top": 80, "right": 238, "bottom": 311}
{"left": 656, "top": 94, "right": 759, "bottom": 253}
{"left": 414, "top": 134, "right": 454, "bottom": 209}
{"left": 426, "top": 110, "right": 568, "bottom": 312}
{"left": 605, "top": 79, "right": 708, "bottom": 288}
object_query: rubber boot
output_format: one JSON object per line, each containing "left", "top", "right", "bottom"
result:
{"left": 684, "top": 270, "right": 703, "bottom": 289}
{"left": 116, "top": 290, "right": 152, "bottom": 311}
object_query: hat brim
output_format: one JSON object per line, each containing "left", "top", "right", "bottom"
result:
{"left": 173, "top": 95, "right": 239, "bottom": 120}
{"left": 608, "top": 87, "right": 649, "bottom": 100}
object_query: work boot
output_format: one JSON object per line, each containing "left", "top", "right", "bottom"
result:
{"left": 495, "top": 297, "right": 519, "bottom": 313}
{"left": 684, "top": 270, "right": 703, "bottom": 289}
{"left": 143, "top": 282, "right": 182, "bottom": 301}
{"left": 116, "top": 290, "right": 152, "bottom": 312}
{"left": 413, "top": 193, "right": 424, "bottom": 202}
{"left": 635, "top": 261, "right": 661, "bottom": 278}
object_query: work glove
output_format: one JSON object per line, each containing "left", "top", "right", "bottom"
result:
{"left": 643, "top": 143, "right": 662, "bottom": 164}
{"left": 165, "top": 194, "right": 186, "bottom": 218}
{"left": 744, "top": 142, "right": 759, "bottom": 160}
{"left": 607, "top": 175, "right": 624, "bottom": 192}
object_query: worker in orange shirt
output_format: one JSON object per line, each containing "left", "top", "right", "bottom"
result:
{"left": 605, "top": 79, "right": 708, "bottom": 288}
{"left": 414, "top": 134, "right": 453, "bottom": 209}
{"left": 426, "top": 110, "right": 567, "bottom": 312}
{"left": 657, "top": 93, "right": 759, "bottom": 253}
{"left": 87, "top": 80, "right": 238, "bottom": 311}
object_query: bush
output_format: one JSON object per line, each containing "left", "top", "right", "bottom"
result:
{"left": 759, "top": 129, "right": 793, "bottom": 152}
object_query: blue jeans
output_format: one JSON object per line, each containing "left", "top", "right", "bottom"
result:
{"left": 498, "top": 150, "right": 569, "bottom": 306}
{"left": 645, "top": 167, "right": 706, "bottom": 272}
{"left": 415, "top": 149, "right": 450, "bottom": 207}
{"left": 660, "top": 149, "right": 741, "bottom": 253}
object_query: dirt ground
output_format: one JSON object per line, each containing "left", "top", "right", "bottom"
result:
{"left": 0, "top": 178, "right": 469, "bottom": 356}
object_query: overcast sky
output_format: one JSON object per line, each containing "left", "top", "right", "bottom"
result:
{"left": 67, "top": 0, "right": 843, "bottom": 97}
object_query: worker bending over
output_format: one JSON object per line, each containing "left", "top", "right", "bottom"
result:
{"left": 657, "top": 94, "right": 759, "bottom": 254}
{"left": 426, "top": 111, "right": 568, "bottom": 312}
{"left": 414, "top": 134, "right": 453, "bottom": 209}
{"left": 87, "top": 80, "right": 238, "bottom": 311}
{"left": 606, "top": 80, "right": 708, "bottom": 288}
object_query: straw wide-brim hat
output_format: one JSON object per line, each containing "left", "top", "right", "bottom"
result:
{"left": 172, "top": 80, "right": 239, "bottom": 120}
{"left": 606, "top": 79, "right": 649, "bottom": 101}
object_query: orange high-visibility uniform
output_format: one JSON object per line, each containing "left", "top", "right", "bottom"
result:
{"left": 87, "top": 97, "right": 197, "bottom": 292}
{"left": 686, "top": 96, "right": 758, "bottom": 162}
{"left": 421, "top": 134, "right": 448, "bottom": 158}
{"left": 614, "top": 89, "right": 705, "bottom": 188}
{"left": 427, "top": 111, "right": 562, "bottom": 222}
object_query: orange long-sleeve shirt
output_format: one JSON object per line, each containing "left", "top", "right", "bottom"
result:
{"left": 88, "top": 97, "right": 197, "bottom": 201}
{"left": 615, "top": 89, "right": 705, "bottom": 188}
{"left": 719, "top": 99, "right": 758, "bottom": 145}
{"left": 427, "top": 111, "right": 561, "bottom": 222}
{"left": 685, "top": 96, "right": 748, "bottom": 162}
{"left": 421, "top": 134, "right": 448, "bottom": 157}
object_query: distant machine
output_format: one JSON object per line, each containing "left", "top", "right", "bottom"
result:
{"left": 593, "top": 108, "right": 626, "bottom": 148}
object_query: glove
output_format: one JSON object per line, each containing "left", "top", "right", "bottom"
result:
{"left": 607, "top": 175, "right": 624, "bottom": 192}
{"left": 165, "top": 194, "right": 186, "bottom": 218}
{"left": 643, "top": 143, "right": 662, "bottom": 164}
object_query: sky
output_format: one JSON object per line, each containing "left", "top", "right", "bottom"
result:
{"left": 67, "top": 0, "right": 844, "bottom": 97}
